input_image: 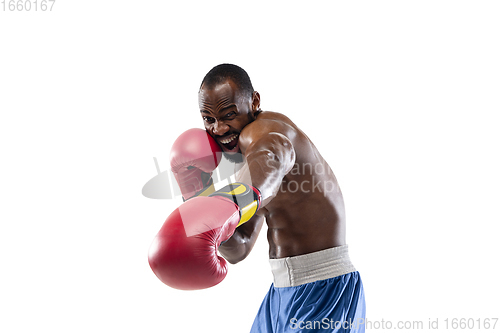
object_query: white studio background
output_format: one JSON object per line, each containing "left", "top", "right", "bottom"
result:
{"left": 1, "top": 1, "right": 499, "bottom": 333}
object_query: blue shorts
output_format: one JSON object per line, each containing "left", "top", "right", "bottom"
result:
{"left": 250, "top": 246, "right": 366, "bottom": 333}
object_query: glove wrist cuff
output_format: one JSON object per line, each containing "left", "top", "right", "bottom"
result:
{"left": 209, "top": 182, "right": 261, "bottom": 226}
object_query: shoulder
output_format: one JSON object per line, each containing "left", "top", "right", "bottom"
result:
{"left": 239, "top": 111, "right": 297, "bottom": 150}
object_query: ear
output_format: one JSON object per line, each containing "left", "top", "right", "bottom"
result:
{"left": 251, "top": 91, "right": 261, "bottom": 113}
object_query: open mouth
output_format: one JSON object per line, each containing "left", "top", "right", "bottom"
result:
{"left": 218, "top": 134, "right": 239, "bottom": 152}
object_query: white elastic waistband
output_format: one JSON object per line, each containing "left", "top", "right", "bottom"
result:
{"left": 269, "top": 245, "right": 356, "bottom": 288}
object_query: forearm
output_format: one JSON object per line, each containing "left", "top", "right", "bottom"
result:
{"left": 218, "top": 231, "right": 250, "bottom": 264}
{"left": 218, "top": 215, "right": 265, "bottom": 264}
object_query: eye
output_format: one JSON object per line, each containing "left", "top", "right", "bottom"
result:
{"left": 203, "top": 116, "right": 215, "bottom": 123}
{"left": 225, "top": 111, "right": 236, "bottom": 119}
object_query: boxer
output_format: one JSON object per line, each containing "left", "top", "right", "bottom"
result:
{"left": 149, "top": 64, "right": 366, "bottom": 332}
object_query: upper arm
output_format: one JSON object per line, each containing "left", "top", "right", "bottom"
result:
{"left": 239, "top": 120, "right": 297, "bottom": 206}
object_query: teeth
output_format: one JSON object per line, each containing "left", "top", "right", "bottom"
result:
{"left": 221, "top": 134, "right": 238, "bottom": 144}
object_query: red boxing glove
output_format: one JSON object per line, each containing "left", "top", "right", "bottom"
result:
{"left": 148, "top": 183, "right": 261, "bottom": 290}
{"left": 170, "top": 128, "right": 222, "bottom": 200}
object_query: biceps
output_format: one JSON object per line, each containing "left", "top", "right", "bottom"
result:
{"left": 245, "top": 132, "right": 296, "bottom": 202}
{"left": 246, "top": 132, "right": 296, "bottom": 176}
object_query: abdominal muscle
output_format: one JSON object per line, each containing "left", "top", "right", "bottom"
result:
{"left": 262, "top": 174, "right": 347, "bottom": 259}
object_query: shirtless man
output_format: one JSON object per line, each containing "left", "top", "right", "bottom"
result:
{"left": 149, "top": 64, "right": 366, "bottom": 332}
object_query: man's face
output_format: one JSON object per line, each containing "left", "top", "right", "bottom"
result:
{"left": 199, "top": 79, "right": 258, "bottom": 162}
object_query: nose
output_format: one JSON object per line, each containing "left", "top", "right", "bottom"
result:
{"left": 213, "top": 120, "right": 229, "bottom": 136}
